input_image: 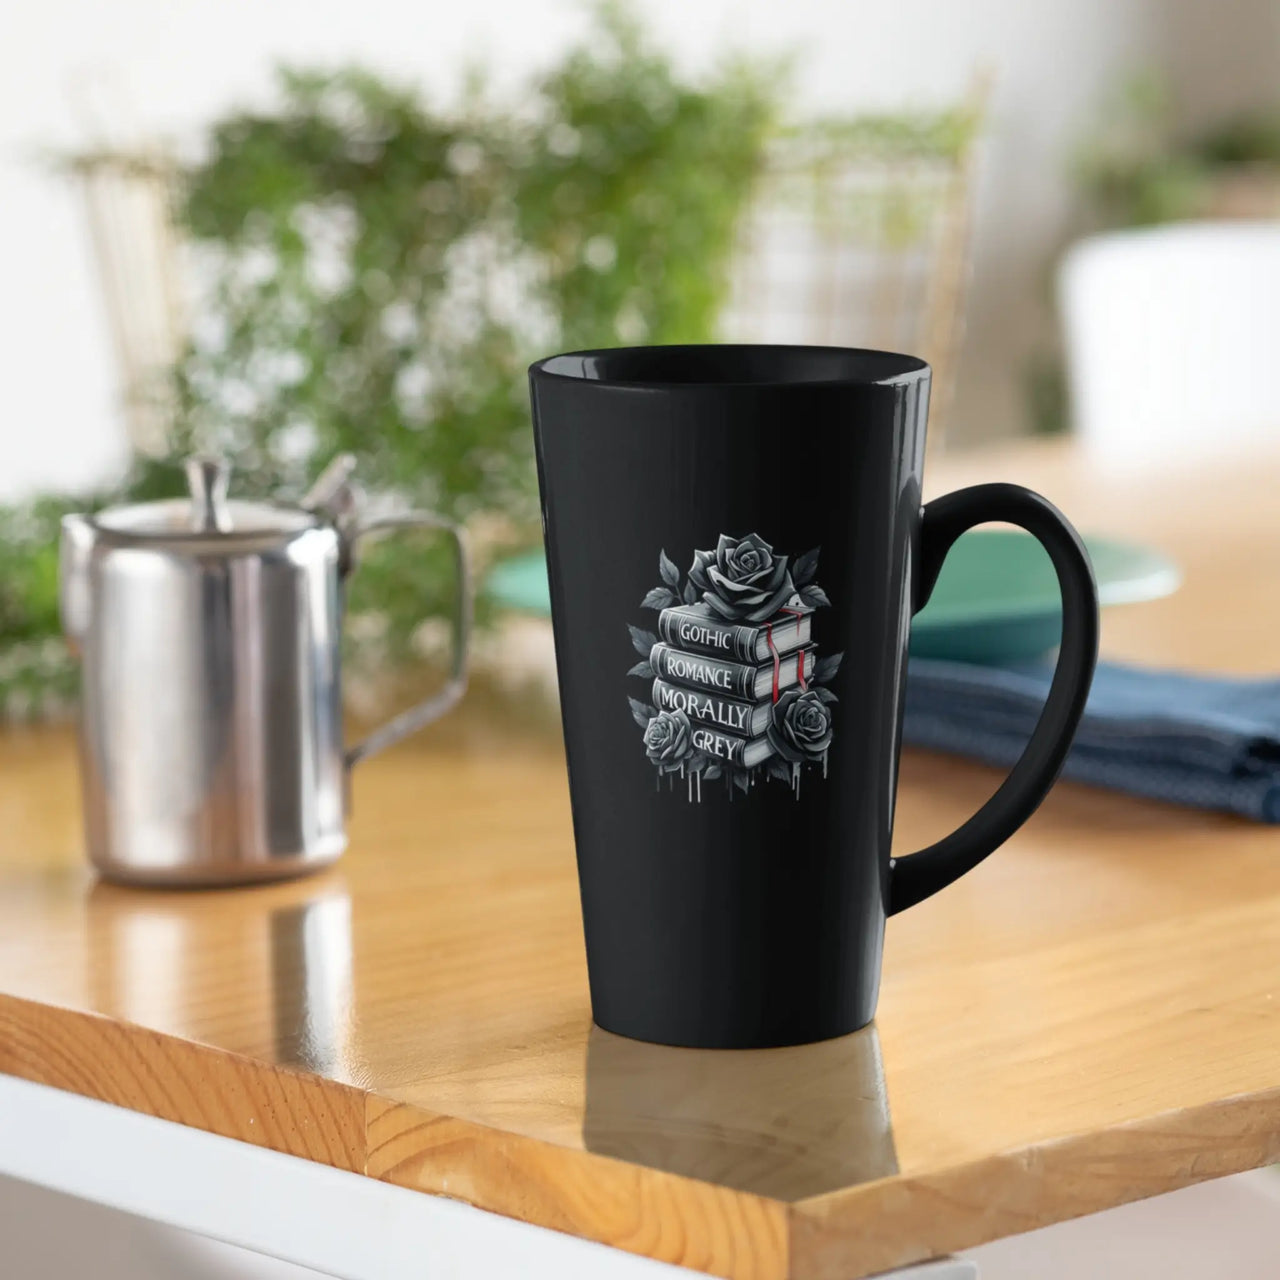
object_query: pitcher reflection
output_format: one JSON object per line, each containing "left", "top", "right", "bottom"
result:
{"left": 583, "top": 1023, "right": 897, "bottom": 1200}
{"left": 85, "top": 872, "right": 356, "bottom": 1079}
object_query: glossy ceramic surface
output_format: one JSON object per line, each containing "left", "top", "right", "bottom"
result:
{"left": 529, "top": 345, "right": 1096, "bottom": 1047}
{"left": 489, "top": 530, "right": 1180, "bottom": 664}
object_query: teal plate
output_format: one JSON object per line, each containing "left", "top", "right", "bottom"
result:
{"left": 908, "top": 530, "right": 1180, "bottom": 663}
{"left": 487, "top": 531, "right": 1180, "bottom": 665}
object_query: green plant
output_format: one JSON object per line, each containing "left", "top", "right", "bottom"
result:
{"left": 1075, "top": 72, "right": 1280, "bottom": 228}
{"left": 774, "top": 103, "right": 981, "bottom": 251}
{"left": 0, "top": 5, "right": 779, "bottom": 716}
{"left": 790, "top": 104, "right": 980, "bottom": 163}
{"left": 168, "top": 7, "right": 776, "bottom": 663}
{"left": 0, "top": 495, "right": 89, "bottom": 717}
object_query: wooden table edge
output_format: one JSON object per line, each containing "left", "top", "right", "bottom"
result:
{"left": 5, "top": 991, "right": 1280, "bottom": 1280}
{"left": 0, "top": 992, "right": 367, "bottom": 1172}
{"left": 788, "top": 1087, "right": 1280, "bottom": 1278}
{"left": 0, "top": 992, "right": 787, "bottom": 1278}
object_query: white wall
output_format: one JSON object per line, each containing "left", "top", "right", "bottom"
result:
{"left": 2, "top": 0, "right": 1278, "bottom": 500}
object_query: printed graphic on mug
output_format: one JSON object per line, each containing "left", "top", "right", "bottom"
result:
{"left": 626, "top": 533, "right": 843, "bottom": 801}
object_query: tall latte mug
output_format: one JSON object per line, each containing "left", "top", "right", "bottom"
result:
{"left": 531, "top": 346, "right": 1098, "bottom": 1048}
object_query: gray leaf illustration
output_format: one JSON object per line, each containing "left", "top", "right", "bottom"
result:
{"left": 658, "top": 549, "right": 681, "bottom": 590}
{"left": 733, "top": 770, "right": 750, "bottom": 794}
{"left": 640, "top": 586, "right": 677, "bottom": 610}
{"left": 793, "top": 546, "right": 821, "bottom": 587}
{"left": 767, "top": 758, "right": 792, "bottom": 781}
{"left": 628, "top": 660, "right": 655, "bottom": 679}
{"left": 813, "top": 651, "right": 843, "bottom": 683}
{"left": 628, "top": 625, "right": 659, "bottom": 656}
{"left": 682, "top": 579, "right": 699, "bottom": 605}
{"left": 628, "top": 697, "right": 654, "bottom": 729}
{"left": 800, "top": 583, "right": 831, "bottom": 609}
{"left": 702, "top": 764, "right": 723, "bottom": 780}
{"left": 814, "top": 685, "right": 838, "bottom": 703}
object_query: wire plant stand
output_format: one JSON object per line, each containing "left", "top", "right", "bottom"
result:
{"left": 722, "top": 82, "right": 987, "bottom": 449}
{"left": 67, "top": 147, "right": 187, "bottom": 458}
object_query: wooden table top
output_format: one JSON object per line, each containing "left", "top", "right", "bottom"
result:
{"left": 3, "top": 437, "right": 1280, "bottom": 1280}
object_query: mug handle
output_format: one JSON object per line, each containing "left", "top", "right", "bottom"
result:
{"left": 889, "top": 483, "right": 1099, "bottom": 914}
{"left": 343, "top": 513, "right": 472, "bottom": 769}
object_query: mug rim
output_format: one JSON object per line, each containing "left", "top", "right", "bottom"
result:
{"left": 529, "top": 343, "right": 930, "bottom": 391}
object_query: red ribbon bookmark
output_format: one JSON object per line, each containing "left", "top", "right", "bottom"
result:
{"left": 765, "top": 608, "right": 807, "bottom": 704}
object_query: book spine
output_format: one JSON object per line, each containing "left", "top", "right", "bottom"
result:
{"left": 686, "top": 724, "right": 754, "bottom": 765}
{"left": 651, "top": 679, "right": 758, "bottom": 737}
{"left": 657, "top": 609, "right": 754, "bottom": 662}
{"left": 649, "top": 644, "right": 755, "bottom": 699}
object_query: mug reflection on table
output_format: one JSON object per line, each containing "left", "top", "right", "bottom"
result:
{"left": 583, "top": 1023, "right": 897, "bottom": 1200}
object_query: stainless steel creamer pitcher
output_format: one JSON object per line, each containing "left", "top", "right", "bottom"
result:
{"left": 59, "top": 455, "right": 470, "bottom": 886}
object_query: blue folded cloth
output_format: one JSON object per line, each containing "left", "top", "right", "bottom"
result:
{"left": 903, "top": 658, "right": 1280, "bottom": 822}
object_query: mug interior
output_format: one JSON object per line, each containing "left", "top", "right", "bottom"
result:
{"left": 534, "top": 344, "right": 929, "bottom": 388}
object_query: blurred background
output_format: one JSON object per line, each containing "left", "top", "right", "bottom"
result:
{"left": 5, "top": 7, "right": 1280, "bottom": 1277}
{"left": 2, "top": 0, "right": 1280, "bottom": 714}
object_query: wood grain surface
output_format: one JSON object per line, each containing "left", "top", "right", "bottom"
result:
{"left": 3, "top": 438, "right": 1280, "bottom": 1278}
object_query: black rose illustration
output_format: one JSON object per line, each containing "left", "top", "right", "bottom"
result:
{"left": 688, "top": 533, "right": 795, "bottom": 623}
{"left": 767, "top": 688, "right": 834, "bottom": 764}
{"left": 643, "top": 709, "right": 694, "bottom": 772}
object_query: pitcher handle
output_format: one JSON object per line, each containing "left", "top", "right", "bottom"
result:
{"left": 344, "top": 512, "right": 471, "bottom": 768}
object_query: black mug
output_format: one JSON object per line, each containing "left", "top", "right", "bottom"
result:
{"left": 530, "top": 345, "right": 1098, "bottom": 1049}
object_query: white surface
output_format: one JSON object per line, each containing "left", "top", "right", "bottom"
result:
{"left": 0, "top": 1173, "right": 978, "bottom": 1280}
{"left": 872, "top": 1263, "right": 977, "bottom": 1279}
{"left": 0, "top": 1173, "right": 333, "bottom": 1279}
{"left": 0, "top": 1072, "right": 693, "bottom": 1280}
{"left": 962, "top": 1165, "right": 1280, "bottom": 1278}
{"left": 2, "top": 0, "right": 1279, "bottom": 500}
{"left": 1060, "top": 222, "right": 1280, "bottom": 464}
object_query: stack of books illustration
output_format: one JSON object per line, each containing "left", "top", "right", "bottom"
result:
{"left": 649, "top": 601, "right": 816, "bottom": 769}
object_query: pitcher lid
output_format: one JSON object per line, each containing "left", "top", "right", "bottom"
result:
{"left": 92, "top": 457, "right": 317, "bottom": 543}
